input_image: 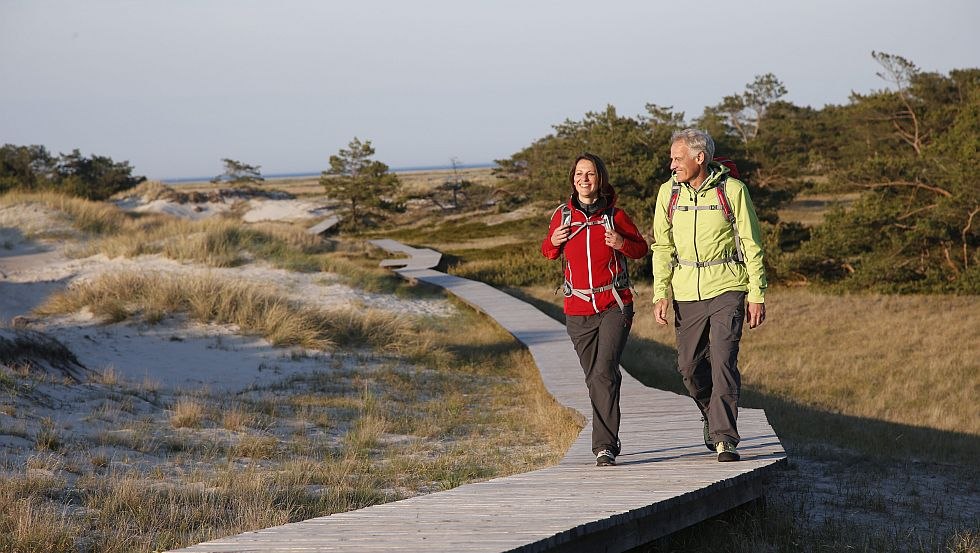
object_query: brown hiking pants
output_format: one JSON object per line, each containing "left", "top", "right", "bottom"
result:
{"left": 565, "top": 303, "right": 634, "bottom": 456}
{"left": 674, "top": 291, "right": 746, "bottom": 446}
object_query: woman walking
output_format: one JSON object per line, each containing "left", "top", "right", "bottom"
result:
{"left": 541, "top": 153, "right": 648, "bottom": 467}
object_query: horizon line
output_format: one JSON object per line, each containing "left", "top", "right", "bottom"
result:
{"left": 159, "top": 162, "right": 497, "bottom": 184}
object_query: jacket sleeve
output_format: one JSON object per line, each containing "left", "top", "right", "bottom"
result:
{"left": 613, "top": 209, "right": 649, "bottom": 260}
{"left": 541, "top": 207, "right": 563, "bottom": 260}
{"left": 651, "top": 182, "right": 675, "bottom": 303}
{"left": 728, "top": 180, "right": 767, "bottom": 303}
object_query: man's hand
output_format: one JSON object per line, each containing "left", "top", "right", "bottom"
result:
{"left": 654, "top": 298, "right": 670, "bottom": 325}
{"left": 747, "top": 302, "right": 766, "bottom": 329}
{"left": 551, "top": 224, "right": 571, "bottom": 247}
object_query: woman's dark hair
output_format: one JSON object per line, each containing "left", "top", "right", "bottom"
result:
{"left": 568, "top": 152, "right": 614, "bottom": 201}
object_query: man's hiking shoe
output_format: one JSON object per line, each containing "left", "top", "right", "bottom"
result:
{"left": 716, "top": 442, "right": 740, "bottom": 462}
{"left": 595, "top": 450, "right": 616, "bottom": 467}
{"left": 701, "top": 416, "right": 714, "bottom": 452}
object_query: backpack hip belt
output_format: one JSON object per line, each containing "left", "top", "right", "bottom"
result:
{"left": 672, "top": 254, "right": 740, "bottom": 269}
{"left": 562, "top": 281, "right": 627, "bottom": 312}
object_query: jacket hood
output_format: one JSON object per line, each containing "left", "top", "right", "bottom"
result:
{"left": 566, "top": 190, "right": 618, "bottom": 213}
{"left": 671, "top": 161, "right": 730, "bottom": 190}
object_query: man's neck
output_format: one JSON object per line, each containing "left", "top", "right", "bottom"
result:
{"left": 688, "top": 166, "right": 710, "bottom": 190}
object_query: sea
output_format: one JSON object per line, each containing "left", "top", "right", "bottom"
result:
{"left": 161, "top": 162, "right": 495, "bottom": 185}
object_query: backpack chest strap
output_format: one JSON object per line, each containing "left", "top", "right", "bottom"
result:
{"left": 674, "top": 204, "right": 723, "bottom": 212}
{"left": 566, "top": 219, "right": 606, "bottom": 241}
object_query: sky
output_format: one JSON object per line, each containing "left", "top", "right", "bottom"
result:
{"left": 2, "top": 1, "right": 979, "bottom": 180}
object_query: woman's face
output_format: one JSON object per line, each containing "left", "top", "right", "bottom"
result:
{"left": 573, "top": 159, "right": 599, "bottom": 202}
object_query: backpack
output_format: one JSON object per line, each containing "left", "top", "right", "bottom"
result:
{"left": 554, "top": 203, "right": 632, "bottom": 311}
{"left": 666, "top": 166, "right": 745, "bottom": 268}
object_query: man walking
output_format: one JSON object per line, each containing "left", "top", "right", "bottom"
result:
{"left": 651, "top": 129, "right": 767, "bottom": 462}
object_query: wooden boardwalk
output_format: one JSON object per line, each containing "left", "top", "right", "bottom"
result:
{"left": 170, "top": 239, "right": 785, "bottom": 553}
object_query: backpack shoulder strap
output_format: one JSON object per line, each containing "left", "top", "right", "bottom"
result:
{"left": 667, "top": 182, "right": 681, "bottom": 223}
{"left": 715, "top": 178, "right": 745, "bottom": 263}
{"left": 552, "top": 203, "right": 572, "bottom": 226}
{"left": 602, "top": 206, "right": 616, "bottom": 232}
{"left": 715, "top": 178, "right": 735, "bottom": 224}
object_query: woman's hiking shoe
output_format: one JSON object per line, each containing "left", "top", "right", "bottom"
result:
{"left": 595, "top": 450, "right": 616, "bottom": 467}
{"left": 702, "top": 416, "right": 714, "bottom": 452}
{"left": 716, "top": 442, "right": 740, "bottom": 462}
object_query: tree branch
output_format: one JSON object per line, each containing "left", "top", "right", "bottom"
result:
{"left": 963, "top": 205, "right": 980, "bottom": 269}
{"left": 896, "top": 203, "right": 937, "bottom": 221}
{"left": 942, "top": 243, "right": 961, "bottom": 276}
{"left": 862, "top": 181, "right": 952, "bottom": 198}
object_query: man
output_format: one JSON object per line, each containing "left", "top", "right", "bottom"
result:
{"left": 651, "top": 128, "right": 767, "bottom": 462}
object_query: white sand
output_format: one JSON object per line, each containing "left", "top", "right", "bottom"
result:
{"left": 0, "top": 192, "right": 454, "bottom": 476}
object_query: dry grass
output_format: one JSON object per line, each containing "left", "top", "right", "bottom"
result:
{"left": 170, "top": 399, "right": 205, "bottom": 429}
{"left": 0, "top": 192, "right": 329, "bottom": 271}
{"left": 0, "top": 191, "right": 128, "bottom": 235}
{"left": 516, "top": 284, "right": 980, "bottom": 464}
{"left": 0, "top": 283, "right": 578, "bottom": 552}
{"left": 91, "top": 366, "right": 120, "bottom": 386}
{"left": 35, "top": 270, "right": 416, "bottom": 351}
{"left": 625, "top": 286, "right": 980, "bottom": 436}
{"left": 0, "top": 495, "right": 79, "bottom": 553}
{"left": 221, "top": 405, "right": 254, "bottom": 431}
{"left": 110, "top": 180, "right": 180, "bottom": 202}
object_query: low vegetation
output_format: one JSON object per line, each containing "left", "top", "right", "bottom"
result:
{"left": 35, "top": 270, "right": 414, "bottom": 351}
{"left": 1, "top": 284, "right": 580, "bottom": 552}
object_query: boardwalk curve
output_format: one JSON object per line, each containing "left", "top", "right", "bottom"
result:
{"left": 170, "top": 239, "right": 785, "bottom": 553}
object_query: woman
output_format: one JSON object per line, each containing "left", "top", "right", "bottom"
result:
{"left": 541, "top": 153, "right": 648, "bottom": 467}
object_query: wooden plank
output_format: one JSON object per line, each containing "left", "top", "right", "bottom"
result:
{"left": 168, "top": 240, "right": 786, "bottom": 553}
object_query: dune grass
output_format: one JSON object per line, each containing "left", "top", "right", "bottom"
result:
{"left": 1, "top": 280, "right": 580, "bottom": 552}
{"left": 515, "top": 284, "right": 980, "bottom": 465}
{"left": 34, "top": 270, "right": 417, "bottom": 351}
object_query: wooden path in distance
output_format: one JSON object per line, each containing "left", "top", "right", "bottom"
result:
{"left": 170, "top": 239, "right": 785, "bottom": 553}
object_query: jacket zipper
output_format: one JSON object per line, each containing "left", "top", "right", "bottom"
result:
{"left": 578, "top": 207, "right": 599, "bottom": 314}
{"left": 690, "top": 186, "right": 702, "bottom": 301}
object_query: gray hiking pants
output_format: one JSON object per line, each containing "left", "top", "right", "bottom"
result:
{"left": 674, "top": 291, "right": 745, "bottom": 446}
{"left": 565, "top": 303, "right": 634, "bottom": 456}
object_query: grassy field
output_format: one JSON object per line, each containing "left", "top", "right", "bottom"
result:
{"left": 1, "top": 178, "right": 977, "bottom": 552}
{"left": 0, "top": 190, "right": 580, "bottom": 551}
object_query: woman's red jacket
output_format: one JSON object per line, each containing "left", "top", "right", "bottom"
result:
{"left": 541, "top": 197, "right": 649, "bottom": 315}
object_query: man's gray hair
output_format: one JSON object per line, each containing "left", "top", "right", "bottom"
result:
{"left": 670, "top": 128, "right": 715, "bottom": 162}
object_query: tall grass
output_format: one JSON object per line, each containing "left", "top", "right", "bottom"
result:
{"left": 0, "top": 191, "right": 330, "bottom": 269}
{"left": 517, "top": 284, "right": 980, "bottom": 464}
{"left": 35, "top": 271, "right": 416, "bottom": 350}
{"left": 0, "top": 191, "right": 128, "bottom": 235}
{"left": 0, "top": 292, "right": 579, "bottom": 552}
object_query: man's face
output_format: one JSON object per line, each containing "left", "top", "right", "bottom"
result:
{"left": 670, "top": 141, "right": 704, "bottom": 184}
{"left": 573, "top": 159, "right": 599, "bottom": 200}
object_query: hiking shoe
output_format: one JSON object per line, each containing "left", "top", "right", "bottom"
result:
{"left": 595, "top": 450, "right": 616, "bottom": 467}
{"left": 716, "top": 442, "right": 740, "bottom": 462}
{"left": 702, "top": 416, "right": 714, "bottom": 452}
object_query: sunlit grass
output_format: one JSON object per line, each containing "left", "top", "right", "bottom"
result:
{"left": 516, "top": 284, "right": 980, "bottom": 464}
{"left": 1, "top": 286, "right": 579, "bottom": 552}
{"left": 35, "top": 270, "right": 416, "bottom": 351}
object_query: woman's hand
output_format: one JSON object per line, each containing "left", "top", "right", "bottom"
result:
{"left": 604, "top": 229, "right": 625, "bottom": 250}
{"left": 551, "top": 224, "right": 571, "bottom": 246}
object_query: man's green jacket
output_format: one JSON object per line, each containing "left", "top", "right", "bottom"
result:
{"left": 651, "top": 162, "right": 767, "bottom": 304}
